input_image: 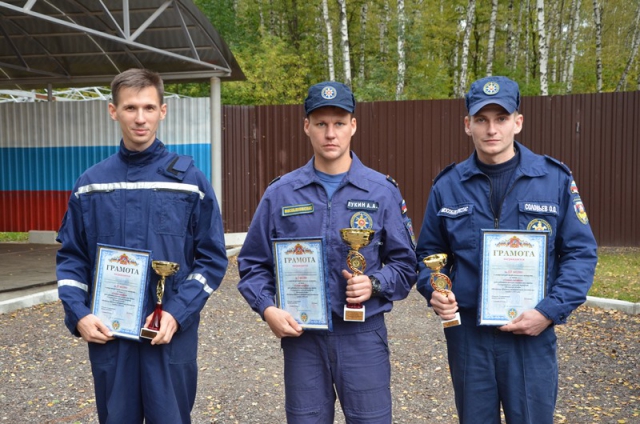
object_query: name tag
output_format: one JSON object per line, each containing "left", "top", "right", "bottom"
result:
{"left": 282, "top": 203, "right": 314, "bottom": 216}
{"left": 347, "top": 200, "right": 379, "bottom": 211}
{"left": 519, "top": 202, "right": 558, "bottom": 215}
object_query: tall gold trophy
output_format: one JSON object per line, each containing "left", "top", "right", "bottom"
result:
{"left": 340, "top": 228, "right": 375, "bottom": 322}
{"left": 140, "top": 260, "right": 180, "bottom": 339}
{"left": 423, "top": 253, "right": 461, "bottom": 328}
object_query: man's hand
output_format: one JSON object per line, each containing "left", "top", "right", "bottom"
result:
{"left": 76, "top": 314, "right": 115, "bottom": 344}
{"left": 143, "top": 310, "right": 179, "bottom": 345}
{"left": 342, "top": 269, "right": 373, "bottom": 304}
{"left": 264, "top": 306, "right": 303, "bottom": 338}
{"left": 430, "top": 290, "right": 459, "bottom": 321}
{"left": 499, "top": 309, "right": 552, "bottom": 336}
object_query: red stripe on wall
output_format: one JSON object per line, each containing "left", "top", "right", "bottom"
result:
{"left": 0, "top": 191, "right": 70, "bottom": 232}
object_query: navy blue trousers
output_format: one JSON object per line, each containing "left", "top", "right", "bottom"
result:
{"left": 87, "top": 321, "right": 199, "bottom": 424}
{"left": 281, "top": 313, "right": 392, "bottom": 424}
{"left": 444, "top": 309, "right": 558, "bottom": 424}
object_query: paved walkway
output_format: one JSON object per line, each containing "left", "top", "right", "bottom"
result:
{"left": 1, "top": 242, "right": 638, "bottom": 315}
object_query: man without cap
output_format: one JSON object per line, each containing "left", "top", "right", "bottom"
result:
{"left": 415, "top": 76, "right": 597, "bottom": 423}
{"left": 238, "top": 81, "right": 417, "bottom": 423}
{"left": 56, "top": 68, "right": 228, "bottom": 423}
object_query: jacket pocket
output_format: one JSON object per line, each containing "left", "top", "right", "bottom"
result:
{"left": 80, "top": 190, "right": 121, "bottom": 237}
{"left": 152, "top": 190, "right": 197, "bottom": 236}
{"left": 437, "top": 203, "right": 477, "bottom": 250}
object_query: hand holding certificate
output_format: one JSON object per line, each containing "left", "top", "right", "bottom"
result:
{"left": 479, "top": 230, "right": 548, "bottom": 326}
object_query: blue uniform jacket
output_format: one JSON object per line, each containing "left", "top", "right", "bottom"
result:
{"left": 237, "top": 152, "right": 417, "bottom": 320}
{"left": 416, "top": 142, "right": 597, "bottom": 324}
{"left": 56, "top": 139, "right": 228, "bottom": 336}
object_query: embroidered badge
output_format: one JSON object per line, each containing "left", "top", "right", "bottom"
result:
{"left": 573, "top": 197, "right": 589, "bottom": 224}
{"left": 401, "top": 199, "right": 408, "bottom": 215}
{"left": 347, "top": 200, "right": 379, "bottom": 211}
{"left": 321, "top": 86, "right": 337, "bottom": 99}
{"left": 350, "top": 211, "right": 373, "bottom": 229}
{"left": 570, "top": 180, "right": 579, "bottom": 194}
{"left": 405, "top": 219, "right": 416, "bottom": 249}
{"left": 527, "top": 218, "right": 553, "bottom": 236}
{"left": 483, "top": 81, "right": 500, "bottom": 95}
{"left": 282, "top": 203, "right": 314, "bottom": 217}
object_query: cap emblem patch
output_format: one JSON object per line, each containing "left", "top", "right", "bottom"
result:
{"left": 321, "top": 86, "right": 337, "bottom": 99}
{"left": 483, "top": 81, "right": 500, "bottom": 95}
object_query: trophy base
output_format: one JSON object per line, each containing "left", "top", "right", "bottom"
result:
{"left": 441, "top": 312, "right": 461, "bottom": 329}
{"left": 344, "top": 304, "right": 365, "bottom": 322}
{"left": 140, "top": 327, "right": 159, "bottom": 340}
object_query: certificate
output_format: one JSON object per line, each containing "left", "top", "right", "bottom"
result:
{"left": 273, "top": 238, "right": 332, "bottom": 330}
{"left": 91, "top": 244, "right": 151, "bottom": 340}
{"left": 479, "top": 230, "right": 548, "bottom": 326}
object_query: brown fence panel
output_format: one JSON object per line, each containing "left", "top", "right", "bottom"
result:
{"left": 222, "top": 91, "right": 640, "bottom": 247}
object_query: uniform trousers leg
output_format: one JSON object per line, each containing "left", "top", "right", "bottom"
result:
{"left": 444, "top": 311, "right": 557, "bottom": 424}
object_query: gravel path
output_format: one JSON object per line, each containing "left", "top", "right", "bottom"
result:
{"left": 1, "top": 258, "right": 638, "bottom": 423}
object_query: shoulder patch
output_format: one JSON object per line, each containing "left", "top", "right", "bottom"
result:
{"left": 386, "top": 175, "right": 399, "bottom": 187}
{"left": 544, "top": 155, "right": 572, "bottom": 175}
{"left": 433, "top": 162, "right": 456, "bottom": 184}
{"left": 269, "top": 176, "right": 281, "bottom": 186}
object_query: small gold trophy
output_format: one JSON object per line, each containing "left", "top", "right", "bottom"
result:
{"left": 423, "top": 253, "right": 461, "bottom": 328}
{"left": 140, "top": 260, "right": 180, "bottom": 339}
{"left": 340, "top": 228, "right": 375, "bottom": 322}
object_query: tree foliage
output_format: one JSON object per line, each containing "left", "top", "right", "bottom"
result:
{"left": 177, "top": 0, "right": 640, "bottom": 104}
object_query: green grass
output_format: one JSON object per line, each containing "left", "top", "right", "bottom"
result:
{"left": 1, "top": 233, "right": 638, "bottom": 302}
{"left": 590, "top": 247, "right": 640, "bottom": 303}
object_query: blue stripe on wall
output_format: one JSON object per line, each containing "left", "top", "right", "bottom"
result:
{"left": 0, "top": 144, "right": 211, "bottom": 191}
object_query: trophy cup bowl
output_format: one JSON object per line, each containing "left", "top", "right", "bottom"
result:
{"left": 140, "top": 260, "right": 180, "bottom": 339}
{"left": 422, "top": 253, "right": 461, "bottom": 328}
{"left": 340, "top": 228, "right": 375, "bottom": 322}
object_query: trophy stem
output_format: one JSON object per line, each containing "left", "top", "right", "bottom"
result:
{"left": 148, "top": 302, "right": 163, "bottom": 331}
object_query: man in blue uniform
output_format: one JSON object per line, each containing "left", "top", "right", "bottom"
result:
{"left": 56, "top": 68, "right": 228, "bottom": 423}
{"left": 237, "top": 81, "right": 417, "bottom": 423}
{"left": 415, "top": 75, "right": 597, "bottom": 424}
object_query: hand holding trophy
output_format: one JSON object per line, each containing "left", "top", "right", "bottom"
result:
{"left": 140, "top": 260, "right": 179, "bottom": 339}
{"left": 340, "top": 228, "right": 375, "bottom": 322}
{"left": 423, "top": 253, "right": 461, "bottom": 328}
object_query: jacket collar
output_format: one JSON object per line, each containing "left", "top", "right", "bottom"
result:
{"left": 293, "top": 151, "right": 370, "bottom": 192}
{"left": 118, "top": 138, "right": 165, "bottom": 164}
{"left": 459, "top": 141, "right": 548, "bottom": 181}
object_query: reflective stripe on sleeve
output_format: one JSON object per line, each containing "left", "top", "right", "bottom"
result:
{"left": 187, "top": 273, "right": 213, "bottom": 295}
{"left": 58, "top": 279, "right": 89, "bottom": 292}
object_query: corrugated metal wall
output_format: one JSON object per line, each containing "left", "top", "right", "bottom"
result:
{"left": 1, "top": 92, "right": 638, "bottom": 246}
{"left": 222, "top": 92, "right": 639, "bottom": 247}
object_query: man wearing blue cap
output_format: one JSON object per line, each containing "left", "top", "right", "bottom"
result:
{"left": 415, "top": 76, "right": 597, "bottom": 423}
{"left": 238, "top": 81, "right": 417, "bottom": 423}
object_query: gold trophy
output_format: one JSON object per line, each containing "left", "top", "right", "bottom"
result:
{"left": 140, "top": 260, "right": 180, "bottom": 339}
{"left": 340, "top": 228, "right": 375, "bottom": 322}
{"left": 423, "top": 253, "right": 461, "bottom": 328}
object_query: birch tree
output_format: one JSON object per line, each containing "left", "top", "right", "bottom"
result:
{"left": 457, "top": 0, "right": 475, "bottom": 98}
{"left": 537, "top": 0, "right": 549, "bottom": 95}
{"left": 565, "top": 0, "right": 581, "bottom": 92}
{"left": 396, "top": 0, "right": 406, "bottom": 99}
{"left": 486, "top": 0, "right": 499, "bottom": 76}
{"left": 321, "top": 0, "right": 335, "bottom": 81}
{"left": 616, "top": 4, "right": 640, "bottom": 92}
{"left": 593, "top": 0, "right": 603, "bottom": 92}
{"left": 358, "top": 4, "right": 368, "bottom": 82}
{"left": 337, "top": 0, "right": 351, "bottom": 86}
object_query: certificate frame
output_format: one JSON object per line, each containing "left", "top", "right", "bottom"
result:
{"left": 91, "top": 244, "right": 151, "bottom": 340}
{"left": 479, "top": 230, "right": 548, "bottom": 326}
{"left": 272, "top": 237, "right": 332, "bottom": 331}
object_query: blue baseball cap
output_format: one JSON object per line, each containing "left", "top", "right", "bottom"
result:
{"left": 304, "top": 81, "right": 355, "bottom": 116}
{"left": 465, "top": 76, "right": 520, "bottom": 116}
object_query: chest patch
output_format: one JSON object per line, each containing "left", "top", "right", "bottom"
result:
{"left": 282, "top": 203, "right": 314, "bottom": 217}
{"left": 527, "top": 218, "right": 553, "bottom": 236}
{"left": 347, "top": 200, "right": 379, "bottom": 211}
{"left": 520, "top": 202, "right": 559, "bottom": 215}
{"left": 350, "top": 211, "right": 373, "bottom": 229}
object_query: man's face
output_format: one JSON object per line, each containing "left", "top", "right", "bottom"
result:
{"left": 108, "top": 86, "right": 166, "bottom": 152}
{"left": 304, "top": 106, "right": 357, "bottom": 172}
{"left": 464, "top": 103, "right": 523, "bottom": 165}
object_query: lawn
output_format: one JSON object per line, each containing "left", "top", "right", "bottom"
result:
{"left": 1, "top": 233, "right": 638, "bottom": 302}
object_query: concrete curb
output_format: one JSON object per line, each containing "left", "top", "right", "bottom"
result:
{"left": 585, "top": 296, "right": 640, "bottom": 315}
